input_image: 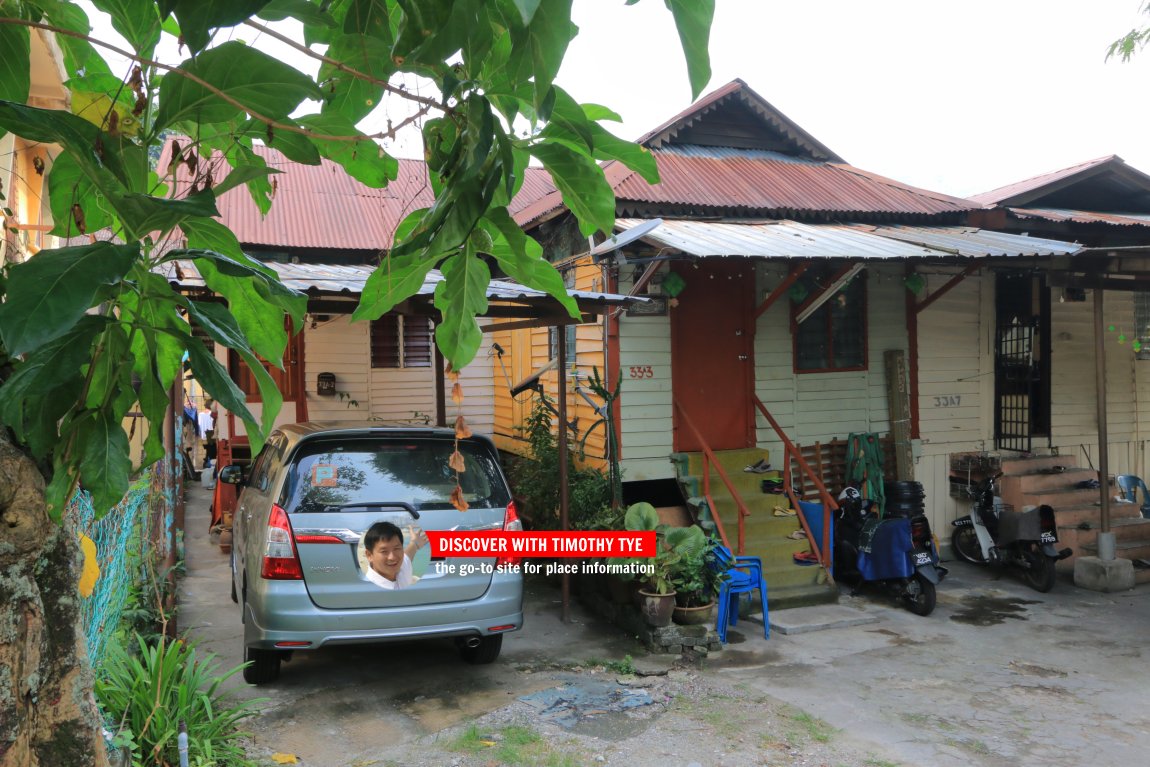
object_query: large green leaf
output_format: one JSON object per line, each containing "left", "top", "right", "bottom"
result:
{"left": 237, "top": 117, "right": 321, "bottom": 165}
{"left": 0, "top": 102, "right": 132, "bottom": 192}
{"left": 0, "top": 316, "right": 104, "bottom": 457}
{"left": 176, "top": 249, "right": 305, "bottom": 360}
{"left": 166, "top": 0, "right": 277, "bottom": 53}
{"left": 84, "top": 322, "right": 133, "bottom": 413}
{"left": 296, "top": 112, "right": 399, "bottom": 188}
{"left": 433, "top": 246, "right": 490, "bottom": 367}
{"left": 114, "top": 190, "right": 219, "bottom": 240}
{"left": 510, "top": 0, "right": 542, "bottom": 26}
{"left": 0, "top": 21, "right": 30, "bottom": 104}
{"left": 481, "top": 208, "right": 578, "bottom": 318}
{"left": 123, "top": 273, "right": 189, "bottom": 390}
{"left": 0, "top": 242, "right": 138, "bottom": 356}
{"left": 185, "top": 339, "right": 268, "bottom": 454}
{"left": 180, "top": 217, "right": 246, "bottom": 259}
{"left": 46, "top": 150, "right": 115, "bottom": 238}
{"left": 259, "top": 0, "right": 338, "bottom": 27}
{"left": 530, "top": 141, "right": 613, "bottom": 236}
{"left": 666, "top": 0, "right": 714, "bottom": 99}
{"left": 186, "top": 301, "right": 283, "bottom": 435}
{"left": 90, "top": 0, "right": 162, "bottom": 59}
{"left": 320, "top": 33, "right": 393, "bottom": 124}
{"left": 351, "top": 253, "right": 439, "bottom": 323}
{"left": 526, "top": 0, "right": 575, "bottom": 114}
{"left": 155, "top": 41, "right": 324, "bottom": 129}
{"left": 213, "top": 163, "right": 284, "bottom": 198}
{"left": 585, "top": 122, "right": 658, "bottom": 183}
{"left": 132, "top": 352, "right": 169, "bottom": 467}
{"left": 72, "top": 409, "right": 132, "bottom": 515}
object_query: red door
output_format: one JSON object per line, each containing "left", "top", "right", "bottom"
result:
{"left": 670, "top": 259, "right": 755, "bottom": 452}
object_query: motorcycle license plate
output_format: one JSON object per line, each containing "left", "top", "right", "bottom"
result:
{"left": 913, "top": 551, "right": 933, "bottom": 566}
{"left": 1040, "top": 531, "right": 1057, "bottom": 544}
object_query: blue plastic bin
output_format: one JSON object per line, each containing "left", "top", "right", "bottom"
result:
{"left": 797, "top": 500, "right": 833, "bottom": 569}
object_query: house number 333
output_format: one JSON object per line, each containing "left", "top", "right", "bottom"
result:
{"left": 629, "top": 365, "right": 654, "bottom": 379}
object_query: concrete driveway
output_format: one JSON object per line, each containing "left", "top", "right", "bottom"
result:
{"left": 179, "top": 482, "right": 1150, "bottom": 766}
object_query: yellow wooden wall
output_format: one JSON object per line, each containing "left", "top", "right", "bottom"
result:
{"left": 492, "top": 255, "right": 609, "bottom": 469}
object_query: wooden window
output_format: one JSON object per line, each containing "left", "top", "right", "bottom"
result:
{"left": 1136, "top": 292, "right": 1150, "bottom": 361}
{"left": 371, "top": 314, "right": 432, "bottom": 368}
{"left": 794, "top": 272, "right": 867, "bottom": 373}
{"left": 229, "top": 352, "right": 298, "bottom": 400}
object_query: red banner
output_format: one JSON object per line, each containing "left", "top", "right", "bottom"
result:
{"left": 426, "top": 531, "right": 656, "bottom": 558}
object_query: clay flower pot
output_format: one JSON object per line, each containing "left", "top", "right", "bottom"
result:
{"left": 672, "top": 601, "right": 715, "bottom": 626}
{"left": 638, "top": 589, "right": 676, "bottom": 627}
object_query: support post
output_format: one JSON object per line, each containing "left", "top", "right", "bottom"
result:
{"left": 557, "top": 326, "right": 570, "bottom": 623}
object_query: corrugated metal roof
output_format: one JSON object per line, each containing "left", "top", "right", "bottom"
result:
{"left": 161, "top": 260, "right": 640, "bottom": 306}
{"left": 969, "top": 155, "right": 1121, "bottom": 206}
{"left": 167, "top": 141, "right": 557, "bottom": 252}
{"left": 1007, "top": 207, "right": 1150, "bottom": 228}
{"left": 613, "top": 218, "right": 1082, "bottom": 260}
{"left": 609, "top": 147, "right": 977, "bottom": 218}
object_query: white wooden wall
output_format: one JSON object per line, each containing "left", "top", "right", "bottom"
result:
{"left": 214, "top": 315, "right": 496, "bottom": 439}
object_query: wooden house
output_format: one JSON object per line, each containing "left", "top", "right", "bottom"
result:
{"left": 500, "top": 79, "right": 1150, "bottom": 601}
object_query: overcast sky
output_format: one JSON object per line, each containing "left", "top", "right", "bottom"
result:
{"left": 558, "top": 0, "right": 1150, "bottom": 198}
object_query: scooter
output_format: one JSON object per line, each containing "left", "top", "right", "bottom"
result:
{"left": 834, "top": 487, "right": 947, "bottom": 616}
{"left": 950, "top": 472, "right": 1072, "bottom": 593}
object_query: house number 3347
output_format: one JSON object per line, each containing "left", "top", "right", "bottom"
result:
{"left": 933, "top": 395, "right": 961, "bottom": 407}
{"left": 629, "top": 365, "right": 654, "bottom": 379}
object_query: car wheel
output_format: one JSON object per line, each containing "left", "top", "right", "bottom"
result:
{"left": 243, "top": 645, "right": 281, "bottom": 685}
{"left": 459, "top": 634, "right": 503, "bottom": 665}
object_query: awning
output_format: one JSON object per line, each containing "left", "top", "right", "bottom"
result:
{"left": 609, "top": 218, "right": 1083, "bottom": 260}
{"left": 161, "top": 260, "right": 645, "bottom": 327}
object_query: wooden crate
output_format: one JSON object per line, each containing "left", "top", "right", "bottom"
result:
{"left": 788, "top": 435, "right": 896, "bottom": 501}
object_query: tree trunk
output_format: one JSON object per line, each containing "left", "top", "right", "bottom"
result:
{"left": 0, "top": 434, "right": 109, "bottom": 767}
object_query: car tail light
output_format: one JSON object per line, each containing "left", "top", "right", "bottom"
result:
{"left": 261, "top": 504, "right": 303, "bottom": 580}
{"left": 495, "top": 501, "right": 523, "bottom": 568}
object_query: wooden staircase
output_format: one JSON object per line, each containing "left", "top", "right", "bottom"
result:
{"left": 994, "top": 454, "right": 1150, "bottom": 584}
{"left": 671, "top": 447, "right": 839, "bottom": 610}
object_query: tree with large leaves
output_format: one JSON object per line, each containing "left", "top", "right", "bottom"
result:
{"left": 0, "top": 0, "right": 713, "bottom": 764}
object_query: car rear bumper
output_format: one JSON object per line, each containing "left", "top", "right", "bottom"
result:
{"left": 243, "top": 575, "right": 524, "bottom": 650}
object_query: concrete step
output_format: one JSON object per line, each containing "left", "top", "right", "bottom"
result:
{"left": 1053, "top": 503, "right": 1147, "bottom": 528}
{"left": 763, "top": 580, "right": 840, "bottom": 611}
{"left": 998, "top": 454, "right": 1078, "bottom": 475}
{"left": 1001, "top": 486, "right": 1106, "bottom": 509}
{"left": 998, "top": 468, "right": 1097, "bottom": 495}
{"left": 1079, "top": 537, "right": 1150, "bottom": 562}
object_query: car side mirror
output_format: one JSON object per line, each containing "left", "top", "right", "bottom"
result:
{"left": 219, "top": 464, "right": 245, "bottom": 485}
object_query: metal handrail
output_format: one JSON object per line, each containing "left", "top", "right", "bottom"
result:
{"left": 673, "top": 400, "right": 751, "bottom": 554}
{"left": 753, "top": 396, "right": 836, "bottom": 580}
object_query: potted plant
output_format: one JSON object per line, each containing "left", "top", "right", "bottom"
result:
{"left": 670, "top": 535, "right": 726, "bottom": 625}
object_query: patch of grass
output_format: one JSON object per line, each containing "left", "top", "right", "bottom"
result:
{"left": 946, "top": 737, "right": 992, "bottom": 757}
{"left": 581, "top": 654, "right": 636, "bottom": 675}
{"left": 864, "top": 758, "right": 901, "bottom": 767}
{"left": 449, "top": 724, "right": 586, "bottom": 767}
{"left": 791, "top": 710, "right": 835, "bottom": 744}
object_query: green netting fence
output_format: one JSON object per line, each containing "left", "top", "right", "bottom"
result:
{"left": 75, "top": 438, "right": 182, "bottom": 670}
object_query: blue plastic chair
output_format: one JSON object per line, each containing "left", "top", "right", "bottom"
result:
{"left": 1115, "top": 475, "right": 1150, "bottom": 519}
{"left": 710, "top": 545, "right": 769, "bottom": 642}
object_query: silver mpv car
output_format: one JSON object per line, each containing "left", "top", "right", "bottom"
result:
{"left": 222, "top": 423, "right": 524, "bottom": 684}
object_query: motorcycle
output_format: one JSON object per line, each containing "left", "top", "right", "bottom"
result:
{"left": 834, "top": 487, "right": 947, "bottom": 616}
{"left": 950, "top": 472, "right": 1072, "bottom": 592}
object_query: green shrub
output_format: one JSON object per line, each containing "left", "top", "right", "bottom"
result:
{"left": 509, "top": 396, "right": 615, "bottom": 530}
{"left": 96, "top": 634, "right": 261, "bottom": 767}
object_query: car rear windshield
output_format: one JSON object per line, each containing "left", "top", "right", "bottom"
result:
{"left": 282, "top": 438, "right": 511, "bottom": 513}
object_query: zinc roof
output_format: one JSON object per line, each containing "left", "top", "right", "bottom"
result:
{"left": 612, "top": 147, "right": 978, "bottom": 218}
{"left": 970, "top": 156, "right": 1120, "bottom": 206}
{"left": 161, "top": 260, "right": 640, "bottom": 308}
{"left": 612, "top": 218, "right": 1082, "bottom": 260}
{"left": 1006, "top": 207, "right": 1150, "bottom": 228}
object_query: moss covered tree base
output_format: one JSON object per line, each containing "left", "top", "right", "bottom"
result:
{"left": 0, "top": 435, "right": 108, "bottom": 767}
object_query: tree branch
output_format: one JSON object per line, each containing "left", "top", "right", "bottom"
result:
{"left": 0, "top": 16, "right": 421, "bottom": 144}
